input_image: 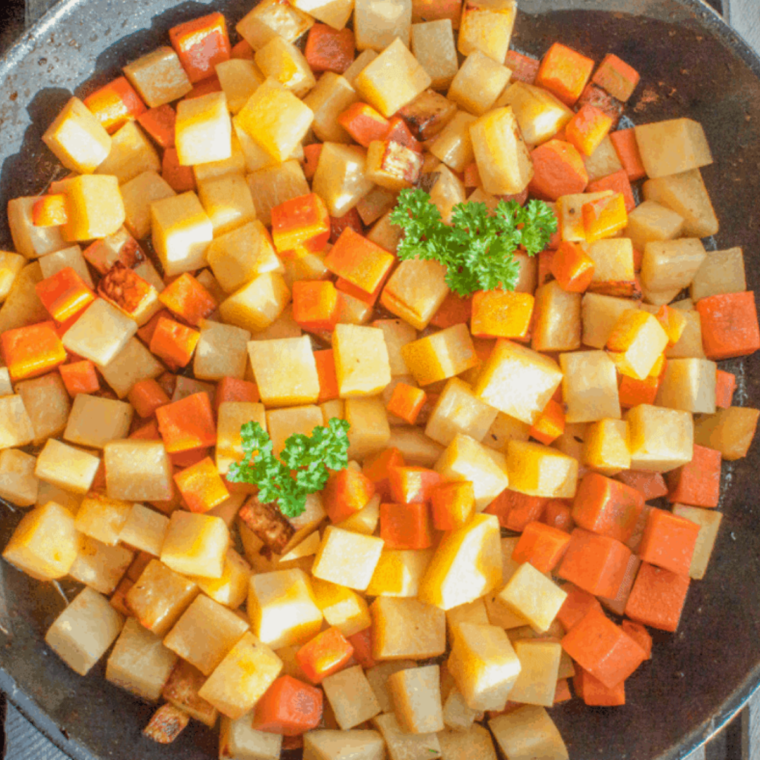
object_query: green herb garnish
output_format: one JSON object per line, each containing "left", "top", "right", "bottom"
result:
{"left": 389, "top": 188, "right": 558, "bottom": 297}
{"left": 227, "top": 418, "right": 350, "bottom": 519}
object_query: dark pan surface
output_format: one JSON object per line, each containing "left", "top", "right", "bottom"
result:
{"left": 0, "top": 1, "right": 759, "bottom": 758}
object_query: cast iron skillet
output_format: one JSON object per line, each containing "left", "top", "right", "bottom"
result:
{"left": 0, "top": 0, "right": 759, "bottom": 758}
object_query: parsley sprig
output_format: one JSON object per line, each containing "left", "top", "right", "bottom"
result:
{"left": 389, "top": 189, "right": 557, "bottom": 297}
{"left": 227, "top": 418, "right": 351, "bottom": 519}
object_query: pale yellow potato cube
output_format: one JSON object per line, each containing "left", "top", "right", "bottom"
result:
{"left": 99, "top": 337, "right": 163, "bottom": 398}
{"left": 193, "top": 130, "right": 248, "bottom": 184}
{"left": 304, "top": 730, "right": 385, "bottom": 760}
{"left": 401, "top": 324, "right": 477, "bottom": 387}
{"left": 304, "top": 73, "right": 359, "bottom": 144}
{"left": 552, "top": 422, "right": 588, "bottom": 467}
{"left": 0, "top": 395, "right": 34, "bottom": 451}
{"left": 497, "top": 563, "right": 567, "bottom": 634}
{"left": 458, "top": 0, "right": 516, "bottom": 63}
{"left": 508, "top": 640, "right": 562, "bottom": 707}
{"left": 411, "top": 20, "right": 459, "bottom": 91}
{"left": 3, "top": 501, "right": 78, "bottom": 580}
{"left": 532, "top": 280, "right": 581, "bottom": 352}
{"left": 323, "top": 665, "right": 383, "bottom": 730}
{"left": 447, "top": 622, "right": 520, "bottom": 712}
{"left": 0, "top": 367, "right": 12, "bottom": 396}
{"left": 197, "top": 174, "right": 256, "bottom": 236}
{"left": 366, "top": 660, "right": 418, "bottom": 713}
{"left": 372, "top": 713, "right": 441, "bottom": 760}
{"left": 425, "top": 378, "right": 498, "bottom": 447}
{"left": 355, "top": 0, "right": 412, "bottom": 49}
{"left": 693, "top": 406, "right": 760, "bottom": 461}
{"left": 556, "top": 190, "right": 613, "bottom": 243}
{"left": 69, "top": 534, "right": 133, "bottom": 594}
{"left": 255, "top": 36, "right": 316, "bottom": 98}
{"left": 343, "top": 49, "right": 379, "bottom": 87}
{"left": 483, "top": 413, "right": 531, "bottom": 453}
{"left": 641, "top": 238, "right": 707, "bottom": 307}
{"left": 583, "top": 135, "right": 624, "bottom": 181}
{"left": 292, "top": 0, "right": 354, "bottom": 28}
{"left": 106, "top": 617, "right": 177, "bottom": 702}
{"left": 215, "top": 402, "right": 266, "bottom": 475}
{"left": 627, "top": 404, "right": 693, "bottom": 472}
{"left": 15, "top": 373, "right": 69, "bottom": 445}
{"left": 119, "top": 503, "right": 169, "bottom": 557}
{"left": 366, "top": 548, "right": 434, "bottom": 598}
{"left": 96, "top": 121, "right": 160, "bottom": 184}
{"left": 39, "top": 243, "right": 93, "bottom": 287}
{"left": 371, "top": 596, "right": 446, "bottom": 661}
{"left": 496, "top": 81, "right": 573, "bottom": 147}
{"left": 586, "top": 237, "right": 635, "bottom": 291}
{"left": 62, "top": 174, "right": 126, "bottom": 242}
{"left": 427, "top": 164, "right": 467, "bottom": 225}
{"left": 311, "top": 577, "right": 371, "bottom": 637}
{"left": 489, "top": 706, "right": 568, "bottom": 760}
{"left": 0, "top": 251, "right": 25, "bottom": 302}
{"left": 216, "top": 58, "right": 264, "bottom": 114}
{"left": 236, "top": 0, "right": 314, "bottom": 50}
{"left": 244, "top": 159, "right": 308, "bottom": 226}
{"left": 386, "top": 427, "right": 444, "bottom": 468}
{"left": 280, "top": 532, "right": 322, "bottom": 563}
{"left": 656, "top": 358, "right": 716, "bottom": 415}
{"left": 45, "top": 587, "right": 123, "bottom": 676}
{"left": 220, "top": 272, "right": 291, "bottom": 334}
{"left": 448, "top": 51, "right": 510, "bottom": 116}
{"left": 0, "top": 449, "right": 38, "bottom": 507}
{"left": 35, "top": 482, "right": 82, "bottom": 514}
{"left": 7, "top": 200, "right": 66, "bottom": 260}
{"left": 672, "top": 504, "right": 723, "bottom": 580}
{"left": 642, "top": 168, "right": 718, "bottom": 238}
{"left": 151, "top": 191, "right": 213, "bottom": 277}
{"left": 690, "top": 247, "right": 746, "bottom": 302}
{"left": 194, "top": 320, "right": 251, "bottom": 383}
{"left": 371, "top": 319, "right": 417, "bottom": 377}
{"left": 193, "top": 548, "right": 251, "bottom": 610}
{"left": 75, "top": 492, "right": 132, "bottom": 546}
{"left": 267, "top": 405, "right": 323, "bottom": 456}
{"left": 221, "top": 716, "right": 282, "bottom": 760}
{"left": 387, "top": 665, "right": 443, "bottom": 734}
{"left": 439, "top": 725, "right": 497, "bottom": 760}
{"left": 208, "top": 492, "right": 247, "bottom": 528}
{"left": 63, "top": 393, "right": 132, "bottom": 449}
{"left": 582, "top": 419, "right": 630, "bottom": 476}
{"left": 120, "top": 170, "right": 175, "bottom": 240}
{"left": 333, "top": 324, "right": 391, "bottom": 398}
{"left": 624, "top": 200, "right": 684, "bottom": 253}
{"left": 42, "top": 97, "right": 111, "bottom": 174}
{"left": 123, "top": 46, "right": 191, "bottom": 107}
{"left": 581, "top": 292, "right": 639, "bottom": 349}
{"left": 104, "top": 439, "right": 173, "bottom": 502}
{"left": 666, "top": 310, "right": 705, "bottom": 359}
{"left": 381, "top": 259, "right": 450, "bottom": 330}
{"left": 161, "top": 511, "right": 230, "bottom": 579}
{"left": 313, "top": 525, "right": 384, "bottom": 591}
{"left": 475, "top": 340, "right": 562, "bottom": 425}
{"left": 175, "top": 92, "right": 232, "bottom": 166}
{"left": 61, "top": 298, "right": 136, "bottom": 367}
{"left": 506, "top": 441, "right": 579, "bottom": 499}
{"left": 441, "top": 690, "right": 483, "bottom": 733}
{"left": 35, "top": 439, "right": 100, "bottom": 495}
{"left": 560, "top": 350, "right": 621, "bottom": 423}
{"left": 429, "top": 111, "right": 477, "bottom": 173}
{"left": 312, "top": 143, "right": 374, "bottom": 217}
{"left": 198, "top": 632, "right": 283, "bottom": 720}
{"left": 634, "top": 118, "right": 713, "bottom": 179}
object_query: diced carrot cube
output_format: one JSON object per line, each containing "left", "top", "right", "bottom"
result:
{"left": 305, "top": 24, "right": 355, "bottom": 74}
{"left": 576, "top": 84, "right": 623, "bottom": 129}
{"left": 529, "top": 399, "right": 565, "bottom": 446}
{"left": 387, "top": 383, "right": 427, "bottom": 425}
{"left": 338, "top": 103, "right": 390, "bottom": 148}
{"left": 505, "top": 50, "right": 540, "bottom": 85}
{"left": 296, "top": 627, "right": 354, "bottom": 684}
{"left": 535, "top": 43, "right": 595, "bottom": 107}
{"left": 587, "top": 169, "right": 636, "bottom": 214}
{"left": 621, "top": 620, "right": 651, "bottom": 660}
{"left": 324, "top": 228, "right": 395, "bottom": 296}
{"left": 32, "top": 193, "right": 69, "bottom": 227}
{"left": 512, "top": 521, "right": 571, "bottom": 573}
{"left": 557, "top": 583, "right": 603, "bottom": 631}
{"left": 528, "top": 140, "right": 589, "bottom": 201}
{"left": 174, "top": 456, "right": 229, "bottom": 513}
{"left": 389, "top": 466, "right": 442, "bottom": 505}
{"left": 323, "top": 468, "right": 376, "bottom": 524}
{"left": 363, "top": 448, "right": 406, "bottom": 502}
{"left": 430, "top": 481, "right": 475, "bottom": 531}
{"left": 574, "top": 667, "right": 626, "bottom": 706}
{"left": 554, "top": 678, "right": 573, "bottom": 704}
{"left": 696, "top": 291, "right": 760, "bottom": 361}
{"left": 384, "top": 117, "right": 422, "bottom": 153}
{"left": 542, "top": 499, "right": 574, "bottom": 533}
{"left": 84, "top": 76, "right": 146, "bottom": 133}
{"left": 485, "top": 490, "right": 549, "bottom": 532}
{"left": 566, "top": 104, "right": 614, "bottom": 158}
{"left": 231, "top": 39, "right": 254, "bottom": 60}
{"left": 313, "top": 349, "right": 339, "bottom": 404}
{"left": 550, "top": 241, "right": 595, "bottom": 292}
{"left": 130, "top": 418, "right": 161, "bottom": 441}
{"left": 214, "top": 377, "right": 260, "bottom": 411}
{"left": 615, "top": 470, "right": 668, "bottom": 501}
{"left": 162, "top": 147, "right": 196, "bottom": 193}
{"left": 59, "top": 359, "right": 100, "bottom": 397}
{"left": 571, "top": 473, "right": 644, "bottom": 544}
{"left": 609, "top": 129, "right": 647, "bottom": 182}
{"left": 347, "top": 627, "right": 376, "bottom": 669}
{"left": 185, "top": 77, "right": 223, "bottom": 102}
{"left": 169, "top": 12, "right": 231, "bottom": 83}
{"left": 666, "top": 444, "right": 721, "bottom": 508}
{"left": 715, "top": 369, "right": 736, "bottom": 409}
{"left": 537, "top": 250, "right": 555, "bottom": 286}
{"left": 1, "top": 321, "right": 67, "bottom": 382}
{"left": 252, "top": 676, "right": 323, "bottom": 736}
{"left": 138, "top": 104, "right": 177, "bottom": 149}
{"left": 561, "top": 606, "right": 647, "bottom": 688}
{"left": 272, "top": 193, "right": 331, "bottom": 254}
{"left": 581, "top": 193, "right": 627, "bottom": 243}
{"left": 431, "top": 292, "right": 473, "bottom": 330}
{"left": 303, "top": 144, "right": 323, "bottom": 182}
{"left": 128, "top": 378, "right": 171, "bottom": 418}
{"left": 471, "top": 289, "right": 534, "bottom": 339}
{"left": 330, "top": 208, "right": 364, "bottom": 245}
{"left": 137, "top": 309, "right": 172, "bottom": 347}
{"left": 159, "top": 273, "right": 217, "bottom": 327}
{"left": 292, "top": 281, "right": 342, "bottom": 333}
{"left": 638, "top": 508, "right": 700, "bottom": 577}
{"left": 557, "top": 528, "right": 632, "bottom": 598}
{"left": 150, "top": 316, "right": 200, "bottom": 369}
{"left": 156, "top": 392, "right": 217, "bottom": 453}
{"left": 171, "top": 447, "right": 213, "bottom": 470}
{"left": 380, "top": 502, "right": 434, "bottom": 550}
{"left": 624, "top": 561, "right": 690, "bottom": 632}
{"left": 463, "top": 163, "right": 481, "bottom": 189}
{"left": 36, "top": 267, "right": 95, "bottom": 323}
{"left": 592, "top": 53, "right": 640, "bottom": 102}
{"left": 618, "top": 373, "right": 660, "bottom": 408}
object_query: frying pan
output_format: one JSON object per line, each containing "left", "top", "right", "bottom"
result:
{"left": 0, "top": 0, "right": 759, "bottom": 758}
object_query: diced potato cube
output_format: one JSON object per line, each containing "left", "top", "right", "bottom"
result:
{"left": 255, "top": 36, "right": 316, "bottom": 98}
{"left": 556, "top": 191, "right": 612, "bottom": 243}
{"left": 380, "top": 259, "right": 450, "bottom": 331}
{"left": 312, "top": 143, "right": 374, "bottom": 218}
{"left": 356, "top": 39, "right": 431, "bottom": 118}
{"left": 581, "top": 293, "right": 639, "bottom": 349}
{"left": 61, "top": 298, "right": 135, "bottom": 367}
{"left": 642, "top": 168, "right": 718, "bottom": 238}
{"left": 120, "top": 503, "right": 169, "bottom": 557}
{"left": 45, "top": 587, "right": 123, "bottom": 676}
{"left": 372, "top": 596, "right": 446, "bottom": 661}
{"left": 220, "top": 715, "right": 282, "bottom": 760}
{"left": 98, "top": 337, "right": 163, "bottom": 398}
{"left": 506, "top": 441, "right": 579, "bottom": 499}
{"left": 96, "top": 121, "right": 161, "bottom": 185}
{"left": 634, "top": 118, "right": 713, "bottom": 179}
{"left": 532, "top": 280, "right": 581, "bottom": 352}
{"left": 161, "top": 511, "right": 230, "bottom": 579}
{"left": 483, "top": 413, "right": 531, "bottom": 453}
{"left": 372, "top": 319, "right": 417, "bottom": 377}
{"left": 693, "top": 406, "right": 760, "bottom": 461}
{"left": 324, "top": 665, "right": 383, "bottom": 730}
{"left": 42, "top": 97, "right": 111, "bottom": 174}
{"left": 248, "top": 568, "right": 323, "bottom": 649}
{"left": 583, "top": 419, "right": 630, "bottom": 476}
{"left": 496, "top": 81, "right": 573, "bottom": 147}
{"left": 194, "top": 320, "right": 251, "bottom": 383}
{"left": 121, "top": 170, "right": 176, "bottom": 240}
{"left": 62, "top": 175, "right": 126, "bottom": 242}
{"left": 419, "top": 513, "right": 502, "bottom": 609}
{"left": 197, "top": 174, "right": 256, "bottom": 236}
{"left": 508, "top": 640, "right": 562, "bottom": 707}
{"left": 333, "top": 324, "right": 392, "bottom": 398}
{"left": 0, "top": 395, "right": 35, "bottom": 451}
{"left": 216, "top": 402, "right": 267, "bottom": 475}
{"left": 106, "top": 617, "right": 178, "bottom": 702}
{"left": 560, "top": 350, "right": 621, "bottom": 423}
{"left": 411, "top": 20, "right": 458, "bottom": 91}
{"left": 672, "top": 504, "right": 723, "bottom": 580}
{"left": 313, "top": 526, "right": 385, "bottom": 591}
{"left": 151, "top": 192, "right": 214, "bottom": 278}
{"left": 343, "top": 49, "right": 380, "bottom": 87}
{"left": 104, "top": 440, "right": 173, "bottom": 502}
{"left": 2, "top": 501, "right": 78, "bottom": 580}
{"left": 164, "top": 594, "right": 250, "bottom": 675}
{"left": 35, "top": 439, "right": 100, "bottom": 495}
{"left": 0, "top": 449, "right": 38, "bottom": 507}
{"left": 7, "top": 200, "right": 66, "bottom": 260}
{"left": 441, "top": 690, "right": 482, "bottom": 733}
{"left": 236, "top": 0, "right": 314, "bottom": 50}
{"left": 435, "top": 435, "right": 509, "bottom": 511}
{"left": 373, "top": 712, "right": 441, "bottom": 760}
{"left": 425, "top": 377, "right": 497, "bottom": 447}
{"left": 356, "top": 0, "right": 412, "bottom": 50}
{"left": 38, "top": 244, "right": 93, "bottom": 288}
{"left": 220, "top": 272, "right": 291, "bottom": 334}
{"left": 124, "top": 47, "right": 192, "bottom": 107}
{"left": 304, "top": 730, "right": 384, "bottom": 760}
{"left": 193, "top": 131, "right": 248, "bottom": 184}
{"left": 475, "top": 340, "right": 562, "bottom": 425}
{"left": 690, "top": 247, "right": 746, "bottom": 302}
{"left": 585, "top": 237, "right": 635, "bottom": 294}
{"left": 63, "top": 393, "right": 132, "bottom": 449}
{"left": 471, "top": 107, "right": 533, "bottom": 195}
{"left": 458, "top": 0, "right": 516, "bottom": 63}
{"left": 627, "top": 404, "right": 693, "bottom": 472}
{"left": 448, "top": 51, "right": 510, "bottom": 116}
{"left": 75, "top": 492, "right": 132, "bottom": 546}
{"left": 489, "top": 706, "right": 568, "bottom": 760}
{"left": 0, "top": 251, "right": 26, "bottom": 302}
{"left": 387, "top": 665, "right": 443, "bottom": 734}
{"left": 193, "top": 548, "right": 251, "bottom": 610}
{"left": 623, "top": 200, "right": 684, "bottom": 253}
{"left": 401, "top": 324, "right": 477, "bottom": 387}
{"left": 311, "top": 577, "right": 371, "bottom": 637}
{"left": 366, "top": 548, "right": 434, "bottom": 598}
{"left": 656, "top": 358, "right": 716, "bottom": 415}
{"left": 497, "top": 562, "right": 567, "bottom": 634}
{"left": 641, "top": 238, "right": 707, "bottom": 307}
{"left": 267, "top": 405, "right": 323, "bottom": 456}
{"left": 216, "top": 59, "right": 265, "bottom": 114}
{"left": 15, "top": 373, "right": 70, "bottom": 445}
{"left": 366, "top": 661, "right": 418, "bottom": 713}
{"left": 304, "top": 73, "right": 359, "bottom": 144}
{"left": 35, "top": 482, "right": 82, "bottom": 513}
{"left": 429, "top": 110, "right": 477, "bottom": 173}
{"left": 583, "top": 136, "right": 624, "bottom": 182}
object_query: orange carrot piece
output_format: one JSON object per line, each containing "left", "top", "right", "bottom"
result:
{"left": 323, "top": 468, "right": 376, "bottom": 524}
{"left": 214, "top": 377, "right": 260, "bottom": 411}
{"left": 384, "top": 117, "right": 422, "bottom": 153}
{"left": 138, "top": 104, "right": 177, "bottom": 149}
{"left": 32, "top": 193, "right": 69, "bottom": 227}
{"left": 574, "top": 667, "right": 626, "bottom": 706}
{"left": 609, "top": 129, "right": 647, "bottom": 182}
{"left": 303, "top": 144, "right": 323, "bottom": 182}
{"left": 338, "top": 103, "right": 391, "bottom": 148}
{"left": 463, "top": 163, "right": 481, "bottom": 189}
{"left": 162, "top": 147, "right": 196, "bottom": 192}
{"left": 587, "top": 169, "right": 636, "bottom": 213}
{"left": 557, "top": 583, "right": 603, "bottom": 631}
{"left": 621, "top": 620, "right": 652, "bottom": 659}
{"left": 150, "top": 316, "right": 200, "bottom": 369}
{"left": 485, "top": 490, "right": 549, "bottom": 532}
{"left": 324, "top": 228, "right": 395, "bottom": 296}
{"left": 292, "top": 281, "right": 342, "bottom": 332}
{"left": 431, "top": 292, "right": 473, "bottom": 330}
{"left": 169, "top": 12, "right": 231, "bottom": 84}
{"left": 638, "top": 508, "right": 700, "bottom": 577}
{"left": 1, "top": 321, "right": 67, "bottom": 382}
{"left": 537, "top": 250, "right": 555, "bottom": 287}
{"left": 529, "top": 399, "right": 565, "bottom": 446}
{"left": 618, "top": 373, "right": 660, "bottom": 408}
{"left": 412, "top": 0, "right": 462, "bottom": 26}
{"left": 174, "top": 456, "right": 230, "bottom": 513}
{"left": 528, "top": 140, "right": 589, "bottom": 201}
{"left": 380, "top": 502, "right": 434, "bottom": 550}
{"left": 347, "top": 627, "right": 376, "bottom": 669}
{"left": 159, "top": 273, "right": 217, "bottom": 327}
{"left": 128, "top": 378, "right": 171, "bottom": 418}
{"left": 512, "top": 521, "right": 572, "bottom": 573}
{"left": 696, "top": 291, "right": 760, "bottom": 360}
{"left": 59, "top": 359, "right": 99, "bottom": 397}
{"left": 252, "top": 676, "right": 323, "bottom": 736}
{"left": 156, "top": 392, "right": 217, "bottom": 453}
{"left": 542, "top": 499, "right": 574, "bottom": 533}
{"left": 36, "top": 267, "right": 95, "bottom": 323}
{"left": 170, "top": 446, "right": 211, "bottom": 470}
{"left": 561, "top": 606, "right": 647, "bottom": 689}
{"left": 362, "top": 448, "right": 406, "bottom": 502}
{"left": 110, "top": 577, "right": 134, "bottom": 617}
{"left": 597, "top": 552, "right": 641, "bottom": 617}
{"left": 311, "top": 349, "right": 338, "bottom": 404}
{"left": 505, "top": 50, "right": 540, "bottom": 85}
{"left": 592, "top": 53, "right": 641, "bottom": 102}
{"left": 666, "top": 444, "right": 721, "bottom": 508}
{"left": 296, "top": 627, "right": 355, "bottom": 684}
{"left": 471, "top": 289, "right": 534, "bottom": 339}
{"left": 582, "top": 193, "right": 628, "bottom": 242}
{"left": 624, "top": 561, "right": 690, "bottom": 633}
{"left": 231, "top": 39, "right": 254, "bottom": 60}
{"left": 535, "top": 42, "right": 595, "bottom": 107}
{"left": 430, "top": 481, "right": 475, "bottom": 531}
{"left": 330, "top": 208, "right": 364, "bottom": 245}
{"left": 305, "top": 24, "right": 355, "bottom": 74}
{"left": 84, "top": 76, "right": 146, "bottom": 133}
{"left": 130, "top": 418, "right": 161, "bottom": 441}
{"left": 576, "top": 83, "right": 624, "bottom": 129}
{"left": 615, "top": 470, "right": 668, "bottom": 501}
{"left": 715, "top": 369, "right": 736, "bottom": 409}
{"left": 557, "top": 528, "right": 632, "bottom": 598}
{"left": 387, "top": 383, "right": 427, "bottom": 425}
{"left": 388, "top": 466, "right": 442, "bottom": 505}
{"left": 272, "top": 193, "right": 331, "bottom": 254}
{"left": 550, "top": 241, "right": 595, "bottom": 292}
{"left": 566, "top": 103, "right": 614, "bottom": 157}
{"left": 554, "top": 678, "right": 573, "bottom": 704}
{"left": 571, "top": 473, "right": 645, "bottom": 544}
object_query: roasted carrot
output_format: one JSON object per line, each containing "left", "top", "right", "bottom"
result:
{"left": 535, "top": 42, "right": 595, "bottom": 106}
{"left": 550, "top": 241, "right": 595, "bottom": 292}
{"left": 638, "top": 508, "right": 700, "bottom": 577}
{"left": 485, "top": 490, "right": 549, "bottom": 532}
{"left": 128, "top": 378, "right": 171, "bottom": 418}
{"left": 292, "top": 281, "right": 342, "bottom": 332}
{"left": 380, "top": 502, "right": 434, "bottom": 550}
{"left": 624, "top": 561, "right": 691, "bottom": 633}
{"left": 592, "top": 53, "right": 641, "bottom": 102}
{"left": 566, "top": 104, "right": 614, "bottom": 157}
{"left": 574, "top": 667, "right": 626, "bottom": 706}
{"left": 557, "top": 528, "right": 632, "bottom": 598}
{"left": 213, "top": 377, "right": 260, "bottom": 411}
{"left": 715, "top": 369, "right": 737, "bottom": 409}
{"left": 386, "top": 383, "right": 427, "bottom": 425}
{"left": 137, "top": 104, "right": 177, "bottom": 149}
{"left": 362, "top": 448, "right": 406, "bottom": 502}
{"left": 528, "top": 140, "right": 589, "bottom": 201}
{"left": 666, "top": 444, "right": 721, "bottom": 508}
{"left": 149, "top": 316, "right": 200, "bottom": 369}
{"left": 59, "top": 359, "right": 99, "bottom": 396}
{"left": 471, "top": 289, "right": 534, "bottom": 339}
{"left": 431, "top": 292, "right": 473, "bottom": 329}
{"left": 36, "top": 267, "right": 95, "bottom": 323}
{"left": 252, "top": 676, "right": 323, "bottom": 736}
{"left": 155, "top": 392, "right": 217, "bottom": 453}
{"left": 305, "top": 24, "right": 355, "bottom": 74}
{"left": 430, "top": 481, "right": 475, "bottom": 531}
{"left": 388, "top": 466, "right": 442, "bottom": 504}
{"left": 324, "top": 227, "right": 395, "bottom": 296}
{"left": 159, "top": 273, "right": 217, "bottom": 327}
{"left": 542, "top": 499, "right": 575, "bottom": 533}
{"left": 347, "top": 627, "right": 376, "bottom": 669}
{"left": 609, "top": 128, "right": 647, "bottom": 181}
{"left": 557, "top": 582, "right": 604, "bottom": 631}
{"left": 296, "top": 627, "right": 354, "bottom": 684}
{"left": 1, "top": 321, "right": 67, "bottom": 382}
{"left": 505, "top": 50, "right": 540, "bottom": 84}
{"left": 615, "top": 470, "right": 668, "bottom": 501}
{"left": 323, "top": 468, "right": 376, "bottom": 524}
{"left": 587, "top": 169, "right": 636, "bottom": 213}
{"left": 169, "top": 12, "right": 231, "bottom": 83}
{"left": 512, "top": 521, "right": 572, "bottom": 573}
{"left": 83, "top": 76, "right": 146, "bottom": 133}
{"left": 529, "top": 399, "right": 566, "bottom": 445}
{"left": 696, "top": 291, "right": 760, "bottom": 360}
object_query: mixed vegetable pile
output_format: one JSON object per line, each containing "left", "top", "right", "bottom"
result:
{"left": 0, "top": 0, "right": 758, "bottom": 757}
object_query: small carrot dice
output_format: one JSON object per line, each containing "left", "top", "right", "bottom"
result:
{"left": 252, "top": 676, "right": 323, "bottom": 736}
{"left": 330, "top": 208, "right": 364, "bottom": 245}
{"left": 323, "top": 468, "right": 376, "bottom": 524}
{"left": 150, "top": 316, "right": 200, "bottom": 369}
{"left": 337, "top": 103, "right": 390, "bottom": 148}
{"left": 463, "top": 163, "right": 481, "bottom": 189}
{"left": 431, "top": 292, "right": 473, "bottom": 330}
{"left": 296, "top": 627, "right": 354, "bottom": 684}
{"left": 130, "top": 419, "right": 161, "bottom": 441}
{"left": 214, "top": 378, "right": 259, "bottom": 410}
{"left": 362, "top": 448, "right": 406, "bottom": 502}
{"left": 571, "top": 472, "right": 644, "bottom": 544}
{"left": 528, "top": 140, "right": 589, "bottom": 202}
{"left": 59, "top": 359, "right": 99, "bottom": 396}
{"left": 574, "top": 667, "right": 625, "bottom": 706}
{"left": 715, "top": 369, "right": 737, "bottom": 409}
{"left": 609, "top": 128, "right": 647, "bottom": 182}
{"left": 380, "top": 502, "right": 434, "bottom": 550}
{"left": 324, "top": 227, "right": 395, "bottom": 296}
{"left": 36, "top": 267, "right": 95, "bottom": 323}
{"left": 621, "top": 620, "right": 652, "bottom": 659}
{"left": 303, "top": 144, "right": 323, "bottom": 182}
{"left": 1, "top": 321, "right": 67, "bottom": 382}
{"left": 615, "top": 470, "right": 668, "bottom": 501}
{"left": 587, "top": 169, "right": 636, "bottom": 214}
{"left": 32, "top": 193, "right": 69, "bottom": 227}
{"left": 624, "top": 561, "right": 690, "bottom": 632}
{"left": 272, "top": 193, "right": 331, "bottom": 254}
{"left": 313, "top": 349, "right": 339, "bottom": 404}
{"left": 582, "top": 193, "right": 628, "bottom": 243}
{"left": 550, "top": 241, "right": 595, "bottom": 292}
{"left": 638, "top": 508, "right": 700, "bottom": 577}
{"left": 84, "top": 76, "right": 146, "bottom": 133}
{"left": 529, "top": 399, "right": 565, "bottom": 446}
{"left": 170, "top": 446, "right": 211, "bottom": 470}
{"left": 99, "top": 262, "right": 158, "bottom": 321}
{"left": 542, "top": 499, "right": 574, "bottom": 533}
{"left": 383, "top": 117, "right": 422, "bottom": 153}
{"left": 169, "top": 12, "right": 231, "bottom": 84}
{"left": 159, "top": 273, "right": 217, "bottom": 327}
{"left": 505, "top": 50, "right": 540, "bottom": 85}
{"left": 592, "top": 53, "right": 641, "bottom": 103}
{"left": 388, "top": 466, "right": 442, "bottom": 504}
{"left": 174, "top": 456, "right": 230, "bottom": 513}
{"left": 386, "top": 383, "right": 427, "bottom": 425}
{"left": 471, "top": 289, "right": 534, "bottom": 339}
{"left": 576, "top": 83, "right": 624, "bottom": 129}
{"left": 347, "top": 627, "right": 376, "bottom": 669}
{"left": 231, "top": 39, "right": 254, "bottom": 60}
{"left": 156, "top": 392, "right": 217, "bottom": 453}
{"left": 430, "top": 481, "right": 475, "bottom": 531}
{"left": 304, "top": 24, "right": 354, "bottom": 74}
{"left": 535, "top": 42, "right": 595, "bottom": 107}
{"left": 512, "top": 520, "right": 571, "bottom": 573}
{"left": 557, "top": 582, "right": 603, "bottom": 631}
{"left": 335, "top": 277, "right": 383, "bottom": 308}
{"left": 696, "top": 291, "right": 760, "bottom": 361}
{"left": 618, "top": 374, "right": 660, "bottom": 408}
{"left": 485, "top": 490, "right": 548, "bottom": 532}
{"left": 162, "top": 147, "right": 196, "bottom": 192}
{"left": 292, "top": 281, "right": 342, "bottom": 333}
{"left": 566, "top": 103, "right": 614, "bottom": 158}
{"left": 138, "top": 104, "right": 177, "bottom": 149}
{"left": 128, "top": 378, "right": 171, "bottom": 418}
{"left": 654, "top": 305, "right": 687, "bottom": 348}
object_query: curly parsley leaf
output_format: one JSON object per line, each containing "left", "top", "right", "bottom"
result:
{"left": 390, "top": 189, "right": 557, "bottom": 297}
{"left": 227, "top": 417, "right": 350, "bottom": 519}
